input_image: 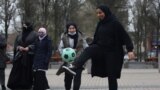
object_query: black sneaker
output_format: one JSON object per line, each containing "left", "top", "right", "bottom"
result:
{"left": 56, "top": 65, "right": 65, "bottom": 76}
{"left": 62, "top": 65, "right": 76, "bottom": 76}
{"left": 1, "top": 85, "right": 6, "bottom": 90}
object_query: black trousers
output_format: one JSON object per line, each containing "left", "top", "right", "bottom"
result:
{"left": 74, "top": 45, "right": 118, "bottom": 90}
{"left": 33, "top": 70, "right": 50, "bottom": 90}
{"left": 64, "top": 69, "right": 83, "bottom": 90}
{"left": 108, "top": 77, "right": 117, "bottom": 90}
{"left": 73, "top": 45, "right": 100, "bottom": 67}
{"left": 0, "top": 68, "right": 5, "bottom": 86}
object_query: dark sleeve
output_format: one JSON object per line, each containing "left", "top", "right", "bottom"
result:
{"left": 45, "top": 37, "right": 53, "bottom": 63}
{"left": 115, "top": 21, "right": 134, "bottom": 52}
{"left": 89, "top": 22, "right": 101, "bottom": 45}
{"left": 0, "top": 35, "right": 9, "bottom": 61}
{"left": 0, "top": 35, "right": 7, "bottom": 49}
{"left": 90, "top": 35, "right": 97, "bottom": 45}
{"left": 27, "top": 32, "right": 38, "bottom": 54}
{"left": 90, "top": 26, "right": 99, "bottom": 45}
{"left": 13, "top": 35, "right": 19, "bottom": 57}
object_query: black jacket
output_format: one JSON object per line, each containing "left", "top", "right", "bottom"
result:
{"left": 33, "top": 35, "right": 52, "bottom": 70}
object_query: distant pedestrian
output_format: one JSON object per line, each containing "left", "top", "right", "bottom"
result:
{"left": 33, "top": 27, "right": 52, "bottom": 90}
{"left": 0, "top": 34, "right": 9, "bottom": 90}
{"left": 63, "top": 5, "right": 135, "bottom": 90}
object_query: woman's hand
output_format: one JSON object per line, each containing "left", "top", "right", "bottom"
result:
{"left": 18, "top": 46, "right": 29, "bottom": 52}
{"left": 18, "top": 46, "right": 24, "bottom": 52}
{"left": 23, "top": 47, "right": 29, "bottom": 52}
{"left": 128, "top": 52, "right": 135, "bottom": 60}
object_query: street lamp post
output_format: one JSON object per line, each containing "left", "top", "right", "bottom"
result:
{"left": 158, "top": 0, "right": 160, "bottom": 73}
{"left": 158, "top": 50, "right": 160, "bottom": 73}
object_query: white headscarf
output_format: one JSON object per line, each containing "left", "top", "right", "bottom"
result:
{"left": 38, "top": 27, "right": 47, "bottom": 40}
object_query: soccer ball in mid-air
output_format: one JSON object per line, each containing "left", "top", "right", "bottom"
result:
{"left": 61, "top": 48, "right": 76, "bottom": 63}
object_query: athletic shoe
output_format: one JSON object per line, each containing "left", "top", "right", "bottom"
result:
{"left": 56, "top": 65, "right": 65, "bottom": 76}
{"left": 62, "top": 65, "right": 76, "bottom": 76}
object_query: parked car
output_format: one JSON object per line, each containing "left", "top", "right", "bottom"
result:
{"left": 147, "top": 50, "right": 158, "bottom": 62}
{"left": 124, "top": 54, "right": 129, "bottom": 61}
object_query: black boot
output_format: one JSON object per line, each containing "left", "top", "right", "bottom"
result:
{"left": 1, "top": 85, "right": 6, "bottom": 90}
{"left": 56, "top": 62, "right": 67, "bottom": 75}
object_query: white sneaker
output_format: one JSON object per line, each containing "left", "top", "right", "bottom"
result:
{"left": 62, "top": 66, "right": 76, "bottom": 76}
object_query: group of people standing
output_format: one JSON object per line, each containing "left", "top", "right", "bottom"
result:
{"left": 0, "top": 4, "right": 135, "bottom": 90}
{"left": 7, "top": 22, "right": 52, "bottom": 90}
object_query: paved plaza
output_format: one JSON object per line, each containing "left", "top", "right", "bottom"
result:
{"left": 4, "top": 65, "right": 160, "bottom": 90}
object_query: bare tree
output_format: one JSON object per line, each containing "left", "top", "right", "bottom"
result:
{"left": 87, "top": 0, "right": 129, "bottom": 28}
{"left": 50, "top": 0, "right": 84, "bottom": 49}
{"left": 0, "top": 0, "right": 16, "bottom": 39}
{"left": 130, "top": 0, "right": 159, "bottom": 61}
{"left": 16, "top": 0, "right": 84, "bottom": 49}
{"left": 149, "top": 0, "right": 160, "bottom": 58}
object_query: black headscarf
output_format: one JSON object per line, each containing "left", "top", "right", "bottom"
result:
{"left": 91, "top": 5, "right": 117, "bottom": 45}
{"left": 65, "top": 22, "right": 80, "bottom": 49}
{"left": 96, "top": 5, "right": 117, "bottom": 24}
{"left": 22, "top": 22, "right": 33, "bottom": 42}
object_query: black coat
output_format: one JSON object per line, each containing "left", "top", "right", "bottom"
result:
{"left": 33, "top": 35, "right": 52, "bottom": 70}
{"left": 90, "top": 6, "right": 133, "bottom": 78}
{"left": 7, "top": 30, "right": 37, "bottom": 89}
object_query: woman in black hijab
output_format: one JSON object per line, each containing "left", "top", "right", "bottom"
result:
{"left": 63, "top": 5, "right": 135, "bottom": 90}
{"left": 7, "top": 22, "right": 37, "bottom": 90}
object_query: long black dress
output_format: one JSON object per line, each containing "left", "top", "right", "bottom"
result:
{"left": 7, "top": 27, "right": 37, "bottom": 89}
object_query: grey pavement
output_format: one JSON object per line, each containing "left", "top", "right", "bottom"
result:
{"left": 4, "top": 64, "right": 160, "bottom": 90}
